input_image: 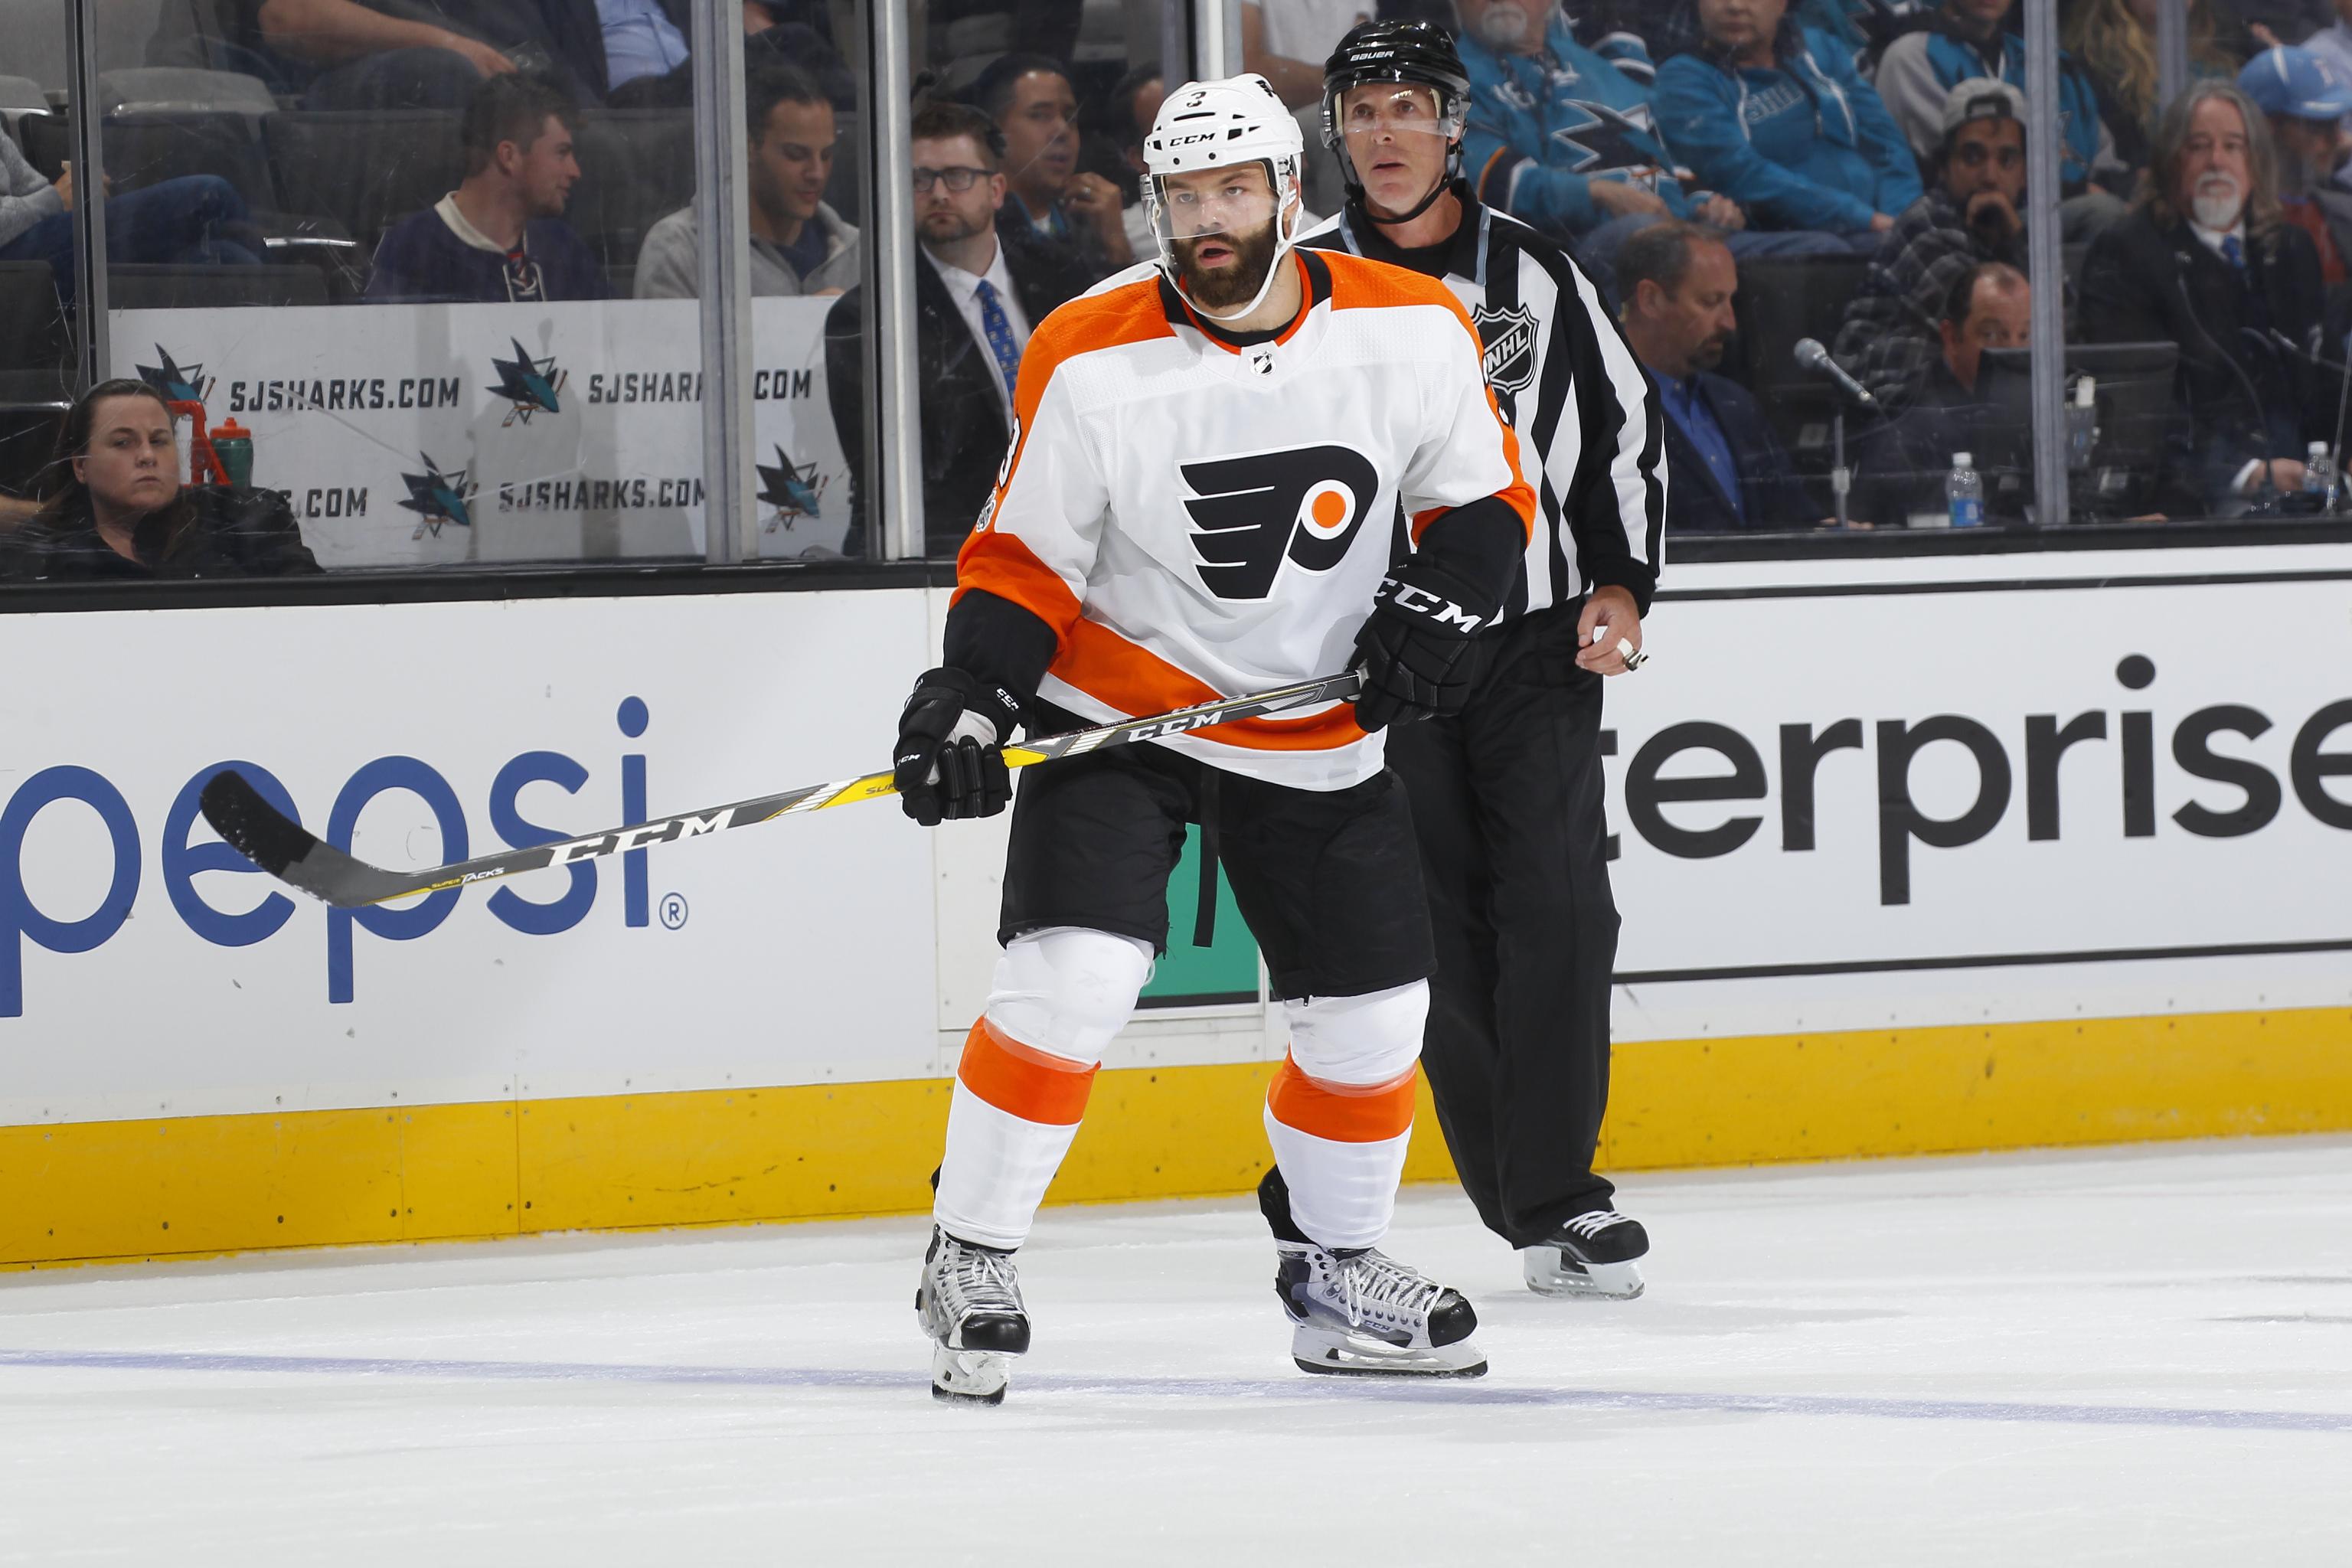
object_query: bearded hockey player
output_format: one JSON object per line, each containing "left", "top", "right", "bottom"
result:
{"left": 1296, "top": 21, "right": 1665, "bottom": 1301}
{"left": 890, "top": 72, "right": 1538, "bottom": 1403}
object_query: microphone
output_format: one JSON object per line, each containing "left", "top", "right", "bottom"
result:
{"left": 1794, "top": 338, "right": 1877, "bottom": 409}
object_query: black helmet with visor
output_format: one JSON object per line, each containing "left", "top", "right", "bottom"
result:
{"left": 1321, "top": 19, "right": 1472, "bottom": 225}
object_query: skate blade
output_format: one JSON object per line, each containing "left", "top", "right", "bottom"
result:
{"left": 930, "top": 1345, "right": 1011, "bottom": 1405}
{"left": 1290, "top": 1324, "right": 1488, "bottom": 1379}
{"left": 1522, "top": 1250, "right": 1645, "bottom": 1300}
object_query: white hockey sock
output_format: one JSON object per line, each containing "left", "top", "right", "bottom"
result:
{"left": 1263, "top": 1059, "right": 1416, "bottom": 1250}
{"left": 934, "top": 1018, "right": 1097, "bottom": 1251}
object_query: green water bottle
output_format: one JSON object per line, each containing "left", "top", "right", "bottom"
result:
{"left": 211, "top": 417, "right": 253, "bottom": 488}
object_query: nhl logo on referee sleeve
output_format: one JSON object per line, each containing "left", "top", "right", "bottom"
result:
{"left": 1471, "top": 304, "right": 1538, "bottom": 396}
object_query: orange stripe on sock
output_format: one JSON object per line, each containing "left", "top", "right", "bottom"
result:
{"left": 1265, "top": 1054, "right": 1416, "bottom": 1144}
{"left": 956, "top": 1018, "right": 1098, "bottom": 1126}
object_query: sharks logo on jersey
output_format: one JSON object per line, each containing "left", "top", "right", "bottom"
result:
{"left": 1180, "top": 444, "right": 1381, "bottom": 601}
{"left": 1549, "top": 98, "right": 1662, "bottom": 182}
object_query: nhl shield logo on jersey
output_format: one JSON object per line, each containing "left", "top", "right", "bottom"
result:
{"left": 1472, "top": 305, "right": 1538, "bottom": 398}
{"left": 1180, "top": 444, "right": 1380, "bottom": 600}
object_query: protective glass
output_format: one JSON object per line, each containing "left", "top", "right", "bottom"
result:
{"left": 1148, "top": 165, "right": 1286, "bottom": 253}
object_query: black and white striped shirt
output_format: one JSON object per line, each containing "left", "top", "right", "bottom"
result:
{"left": 1298, "top": 188, "right": 1664, "bottom": 619}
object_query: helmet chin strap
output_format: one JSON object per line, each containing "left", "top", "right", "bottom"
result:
{"left": 1362, "top": 175, "right": 1452, "bottom": 227}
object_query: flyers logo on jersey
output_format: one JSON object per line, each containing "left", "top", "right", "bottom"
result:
{"left": 1180, "top": 444, "right": 1380, "bottom": 600}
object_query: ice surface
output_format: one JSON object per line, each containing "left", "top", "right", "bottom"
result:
{"left": 3, "top": 1137, "right": 2349, "bottom": 1565}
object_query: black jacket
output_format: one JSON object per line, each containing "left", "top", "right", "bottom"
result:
{"left": 2079, "top": 208, "right": 2324, "bottom": 512}
{"left": 0, "top": 485, "right": 321, "bottom": 583}
{"left": 1657, "top": 369, "right": 1815, "bottom": 533}
{"left": 825, "top": 223, "right": 1092, "bottom": 558}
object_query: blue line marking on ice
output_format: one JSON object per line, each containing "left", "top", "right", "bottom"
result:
{"left": 2, "top": 1347, "right": 2347, "bottom": 1433}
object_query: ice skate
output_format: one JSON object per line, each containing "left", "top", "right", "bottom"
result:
{"left": 1523, "top": 1209, "right": 1648, "bottom": 1300}
{"left": 1275, "top": 1240, "right": 1487, "bottom": 1377}
{"left": 915, "top": 1226, "right": 1031, "bottom": 1404}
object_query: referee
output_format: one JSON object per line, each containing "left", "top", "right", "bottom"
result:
{"left": 1296, "top": 18, "right": 1664, "bottom": 1299}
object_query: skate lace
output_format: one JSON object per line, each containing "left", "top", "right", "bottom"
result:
{"left": 1335, "top": 1250, "right": 1443, "bottom": 1331}
{"left": 1564, "top": 1210, "right": 1628, "bottom": 1239}
{"left": 945, "top": 1241, "right": 1021, "bottom": 1315}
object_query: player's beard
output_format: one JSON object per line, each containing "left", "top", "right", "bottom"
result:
{"left": 1173, "top": 218, "right": 1279, "bottom": 311}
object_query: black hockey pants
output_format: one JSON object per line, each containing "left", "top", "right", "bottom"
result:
{"left": 1383, "top": 603, "right": 1621, "bottom": 1249}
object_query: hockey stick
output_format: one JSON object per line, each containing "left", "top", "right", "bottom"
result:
{"left": 198, "top": 669, "right": 1367, "bottom": 910}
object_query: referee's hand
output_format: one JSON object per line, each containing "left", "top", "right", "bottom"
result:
{"left": 1575, "top": 586, "right": 1643, "bottom": 677}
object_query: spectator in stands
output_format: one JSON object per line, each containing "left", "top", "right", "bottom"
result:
{"left": 2241, "top": 44, "right": 2352, "bottom": 279}
{"left": 367, "top": 74, "right": 605, "bottom": 302}
{"left": 2080, "top": 79, "right": 2324, "bottom": 511}
{"left": 2300, "top": 0, "right": 2352, "bottom": 90}
{"left": 1854, "top": 260, "right": 2030, "bottom": 525}
{"left": 1834, "top": 80, "right": 2032, "bottom": 409}
{"left": 236, "top": 0, "right": 609, "bottom": 110}
{"left": 1875, "top": 0, "right": 2129, "bottom": 238}
{"left": 1109, "top": 65, "right": 1167, "bottom": 266}
{"left": 822, "top": 100, "right": 1091, "bottom": 557}
{"left": 973, "top": 53, "right": 1134, "bottom": 279}
{"left": 2064, "top": 0, "right": 2243, "bottom": 172}
{"left": 1652, "top": 0, "right": 1923, "bottom": 248}
{"left": 1616, "top": 221, "right": 1817, "bottom": 531}
{"left": 0, "top": 380, "right": 318, "bottom": 582}
{"left": 2238, "top": 1, "right": 2336, "bottom": 49}
{"left": 636, "top": 66, "right": 856, "bottom": 298}
{"left": 0, "top": 144, "right": 260, "bottom": 305}
{"left": 1243, "top": 2, "right": 1376, "bottom": 107}
{"left": 1452, "top": 0, "right": 1847, "bottom": 287}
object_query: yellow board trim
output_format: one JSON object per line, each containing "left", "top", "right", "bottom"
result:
{"left": 4, "top": 1006, "right": 2348, "bottom": 1269}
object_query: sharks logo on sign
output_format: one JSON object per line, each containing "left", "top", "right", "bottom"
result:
{"left": 1180, "top": 444, "right": 1380, "bottom": 601}
{"left": 398, "top": 452, "right": 475, "bottom": 538}
{"left": 136, "top": 345, "right": 214, "bottom": 406}
{"left": 1472, "top": 304, "right": 1538, "bottom": 399}
{"left": 487, "top": 338, "right": 566, "bottom": 426}
{"left": 756, "top": 444, "right": 827, "bottom": 525}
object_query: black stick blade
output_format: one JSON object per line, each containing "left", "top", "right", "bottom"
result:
{"left": 199, "top": 769, "right": 413, "bottom": 908}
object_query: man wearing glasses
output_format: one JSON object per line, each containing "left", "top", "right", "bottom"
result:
{"left": 823, "top": 100, "right": 1089, "bottom": 555}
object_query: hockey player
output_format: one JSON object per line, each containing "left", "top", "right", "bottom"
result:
{"left": 1295, "top": 21, "right": 1664, "bottom": 1300}
{"left": 892, "top": 72, "right": 1538, "bottom": 1403}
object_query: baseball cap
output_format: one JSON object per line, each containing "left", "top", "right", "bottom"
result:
{"left": 2239, "top": 46, "right": 2352, "bottom": 122}
{"left": 1939, "top": 78, "right": 2028, "bottom": 139}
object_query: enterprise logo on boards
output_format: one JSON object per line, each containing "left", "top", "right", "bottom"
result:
{"left": 0, "top": 700, "right": 671, "bottom": 1019}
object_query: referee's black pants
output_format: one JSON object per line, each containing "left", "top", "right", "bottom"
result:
{"left": 1383, "top": 603, "right": 1620, "bottom": 1250}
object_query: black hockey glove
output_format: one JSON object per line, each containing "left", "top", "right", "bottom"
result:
{"left": 1351, "top": 557, "right": 1501, "bottom": 732}
{"left": 894, "top": 667, "right": 1024, "bottom": 826}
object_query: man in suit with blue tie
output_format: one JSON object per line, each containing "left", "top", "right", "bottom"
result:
{"left": 1615, "top": 221, "right": 1818, "bottom": 534}
{"left": 825, "top": 100, "right": 1092, "bottom": 555}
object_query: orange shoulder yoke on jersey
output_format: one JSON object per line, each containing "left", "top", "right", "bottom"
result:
{"left": 953, "top": 275, "right": 1173, "bottom": 645}
{"left": 1321, "top": 252, "right": 1537, "bottom": 547}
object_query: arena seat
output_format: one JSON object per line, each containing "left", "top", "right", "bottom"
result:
{"left": 0, "top": 261, "right": 71, "bottom": 410}
{"left": 107, "top": 260, "right": 328, "bottom": 310}
{"left": 263, "top": 109, "right": 461, "bottom": 257}
{"left": 99, "top": 66, "right": 276, "bottom": 116}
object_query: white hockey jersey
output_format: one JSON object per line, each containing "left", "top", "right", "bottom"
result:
{"left": 955, "top": 247, "right": 1535, "bottom": 790}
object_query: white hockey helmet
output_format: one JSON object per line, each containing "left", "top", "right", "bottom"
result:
{"left": 1140, "top": 73, "right": 1306, "bottom": 321}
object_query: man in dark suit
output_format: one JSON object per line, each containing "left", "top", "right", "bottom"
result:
{"left": 2079, "top": 80, "right": 2325, "bottom": 515}
{"left": 825, "top": 101, "right": 1091, "bottom": 557}
{"left": 1615, "top": 220, "right": 1815, "bottom": 533}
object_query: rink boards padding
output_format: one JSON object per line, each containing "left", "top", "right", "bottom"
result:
{"left": 5, "top": 548, "right": 2352, "bottom": 1266}
{"left": 4, "top": 1004, "right": 2350, "bottom": 1268}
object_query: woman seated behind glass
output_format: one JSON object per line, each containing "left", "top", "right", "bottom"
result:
{"left": 2, "top": 381, "right": 319, "bottom": 583}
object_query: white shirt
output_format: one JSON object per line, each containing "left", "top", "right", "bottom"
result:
{"left": 923, "top": 236, "right": 1030, "bottom": 433}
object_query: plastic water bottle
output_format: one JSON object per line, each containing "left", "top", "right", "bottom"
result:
{"left": 2303, "top": 440, "right": 2334, "bottom": 508}
{"left": 1946, "top": 452, "right": 1984, "bottom": 529}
